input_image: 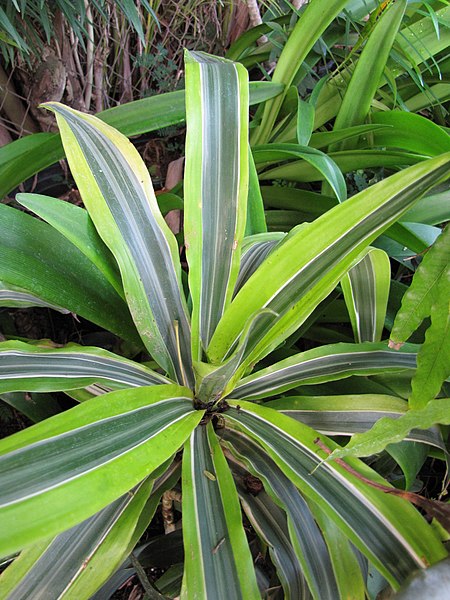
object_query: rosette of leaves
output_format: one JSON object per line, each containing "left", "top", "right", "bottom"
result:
{"left": 0, "top": 51, "right": 450, "bottom": 599}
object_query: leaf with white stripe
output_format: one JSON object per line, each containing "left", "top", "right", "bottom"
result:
{"left": 235, "top": 233, "right": 285, "bottom": 294}
{"left": 208, "top": 153, "right": 450, "bottom": 367}
{"left": 180, "top": 423, "right": 259, "bottom": 600}
{"left": 45, "top": 103, "right": 192, "bottom": 385}
{"left": 184, "top": 51, "right": 249, "bottom": 360}
{"left": 0, "top": 281, "right": 70, "bottom": 313}
{"left": 267, "top": 395, "right": 445, "bottom": 451}
{"left": 225, "top": 429, "right": 339, "bottom": 600}
{"left": 224, "top": 401, "right": 446, "bottom": 588}
{"left": 0, "top": 479, "right": 153, "bottom": 600}
{"left": 330, "top": 398, "right": 450, "bottom": 461}
{"left": 0, "top": 340, "right": 171, "bottom": 394}
{"left": 0, "top": 384, "right": 202, "bottom": 556}
{"left": 236, "top": 476, "right": 310, "bottom": 599}
{"left": 341, "top": 248, "right": 391, "bottom": 343}
{"left": 231, "top": 342, "right": 418, "bottom": 401}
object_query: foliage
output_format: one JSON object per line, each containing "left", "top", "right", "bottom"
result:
{"left": 0, "top": 42, "right": 449, "bottom": 598}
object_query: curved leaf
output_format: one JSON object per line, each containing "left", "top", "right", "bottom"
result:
{"left": 0, "top": 385, "right": 201, "bottom": 556}
{"left": 0, "top": 340, "right": 171, "bottom": 394}
{"left": 224, "top": 401, "right": 446, "bottom": 587}
{"left": 0, "top": 281, "right": 70, "bottom": 314}
{"left": 46, "top": 103, "right": 192, "bottom": 385}
{"left": 0, "top": 203, "right": 139, "bottom": 345}
{"left": 208, "top": 153, "right": 450, "bottom": 368}
{"left": 231, "top": 342, "right": 418, "bottom": 401}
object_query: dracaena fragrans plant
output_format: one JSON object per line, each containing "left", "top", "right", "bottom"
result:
{"left": 0, "top": 50, "right": 449, "bottom": 600}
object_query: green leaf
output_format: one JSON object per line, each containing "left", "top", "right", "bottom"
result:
{"left": 0, "top": 385, "right": 201, "bottom": 556}
{"left": 0, "top": 281, "right": 70, "bottom": 313}
{"left": 226, "top": 429, "right": 339, "bottom": 600}
{"left": 329, "top": 398, "right": 450, "bottom": 460}
{"left": 184, "top": 52, "right": 249, "bottom": 360}
{"left": 252, "top": 0, "right": 349, "bottom": 145}
{"left": 245, "top": 148, "right": 267, "bottom": 236}
{"left": 267, "top": 395, "right": 445, "bottom": 451}
{"left": 180, "top": 423, "right": 259, "bottom": 600}
{"left": 0, "top": 203, "right": 139, "bottom": 345}
{"left": 47, "top": 103, "right": 192, "bottom": 385}
{"left": 0, "top": 340, "right": 171, "bottom": 394}
{"left": 331, "top": 0, "right": 407, "bottom": 151}
{"left": 16, "top": 193, "right": 123, "bottom": 298}
{"left": 394, "top": 556, "right": 450, "bottom": 599}
{"left": 0, "top": 83, "right": 282, "bottom": 199}
{"left": 372, "top": 111, "right": 450, "bottom": 156}
{"left": 0, "top": 392, "right": 61, "bottom": 423}
{"left": 253, "top": 143, "right": 347, "bottom": 203}
{"left": 341, "top": 247, "right": 391, "bottom": 343}
{"left": 224, "top": 401, "right": 446, "bottom": 587}
{"left": 390, "top": 224, "right": 450, "bottom": 345}
{"left": 231, "top": 342, "right": 418, "bottom": 401}
{"left": 409, "top": 291, "right": 450, "bottom": 409}
{"left": 386, "top": 441, "right": 428, "bottom": 491}
{"left": 208, "top": 153, "right": 450, "bottom": 368}
{"left": 260, "top": 150, "right": 425, "bottom": 182}
{"left": 0, "top": 479, "right": 154, "bottom": 599}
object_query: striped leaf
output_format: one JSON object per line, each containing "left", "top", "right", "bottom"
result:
{"left": 0, "top": 281, "right": 70, "bottom": 313}
{"left": 231, "top": 342, "right": 418, "bottom": 401}
{"left": 0, "top": 82, "right": 283, "bottom": 199}
{"left": 330, "top": 398, "right": 450, "bottom": 461}
{"left": 225, "top": 429, "right": 339, "bottom": 600}
{"left": 184, "top": 51, "right": 249, "bottom": 360}
{"left": 0, "top": 340, "right": 171, "bottom": 394}
{"left": 0, "top": 479, "right": 153, "bottom": 600}
{"left": 267, "top": 395, "right": 445, "bottom": 450}
{"left": 180, "top": 423, "right": 259, "bottom": 600}
{"left": 341, "top": 248, "right": 391, "bottom": 343}
{"left": 46, "top": 103, "right": 192, "bottom": 386}
{"left": 208, "top": 153, "right": 450, "bottom": 367}
{"left": 236, "top": 480, "right": 308, "bottom": 599}
{"left": 235, "top": 233, "right": 285, "bottom": 293}
{"left": 16, "top": 193, "right": 123, "bottom": 298}
{"left": 0, "top": 385, "right": 201, "bottom": 556}
{"left": 224, "top": 401, "right": 446, "bottom": 587}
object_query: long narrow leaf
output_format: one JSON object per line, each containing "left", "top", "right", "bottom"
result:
{"left": 47, "top": 104, "right": 192, "bottom": 384}
{"left": 0, "top": 385, "right": 201, "bottom": 556}
{"left": 0, "top": 340, "right": 171, "bottom": 393}
{"left": 180, "top": 423, "right": 259, "bottom": 600}
{"left": 224, "top": 401, "right": 446, "bottom": 587}
{"left": 341, "top": 248, "right": 391, "bottom": 343}
{"left": 231, "top": 342, "right": 418, "bottom": 401}
{"left": 184, "top": 52, "right": 249, "bottom": 360}
{"left": 208, "top": 153, "right": 450, "bottom": 368}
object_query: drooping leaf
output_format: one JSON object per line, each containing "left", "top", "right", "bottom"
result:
{"left": 0, "top": 203, "right": 139, "bottom": 345}
{"left": 0, "top": 340, "right": 171, "bottom": 394}
{"left": 0, "top": 281, "right": 70, "bottom": 313}
{"left": 0, "top": 385, "right": 201, "bottom": 556}
{"left": 46, "top": 103, "right": 192, "bottom": 385}
{"left": 16, "top": 193, "right": 123, "bottom": 297}
{"left": 224, "top": 401, "right": 446, "bottom": 587}
{"left": 184, "top": 51, "right": 249, "bottom": 360}
{"left": 329, "top": 398, "right": 450, "bottom": 460}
